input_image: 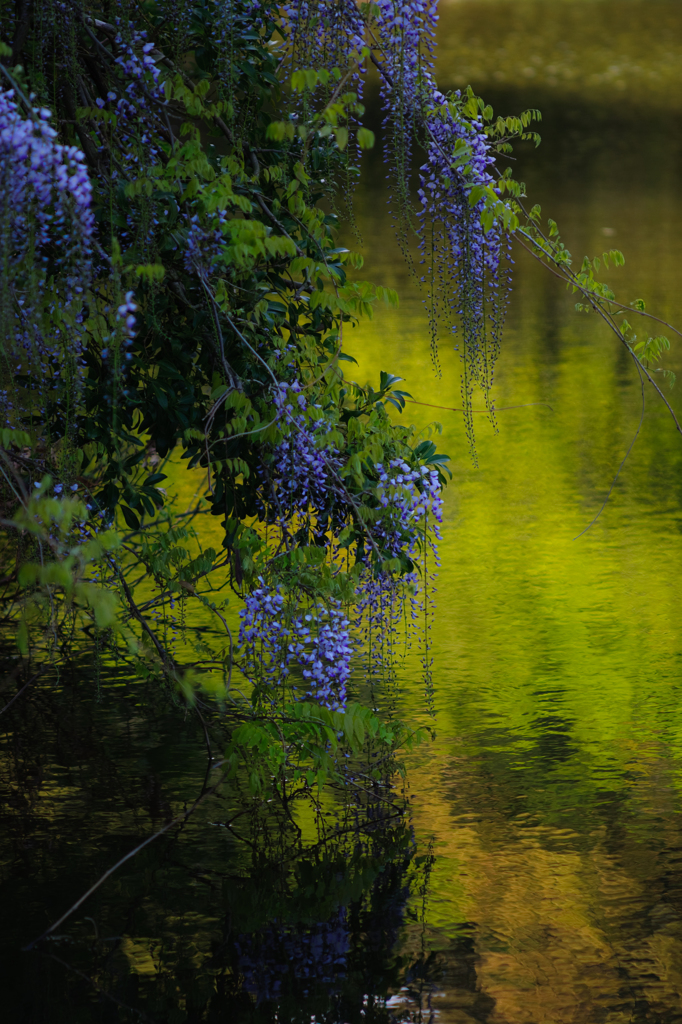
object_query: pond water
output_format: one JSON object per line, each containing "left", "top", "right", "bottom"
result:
{"left": 4, "top": 2, "right": 682, "bottom": 1021}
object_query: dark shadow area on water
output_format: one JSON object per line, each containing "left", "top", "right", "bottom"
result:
{"left": 0, "top": 645, "right": 479, "bottom": 1023}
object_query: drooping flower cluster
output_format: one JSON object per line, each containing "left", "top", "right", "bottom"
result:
{"left": 94, "top": 26, "right": 164, "bottom": 168}
{"left": 374, "top": 459, "right": 443, "bottom": 559}
{"left": 0, "top": 89, "right": 94, "bottom": 429}
{"left": 116, "top": 291, "right": 138, "bottom": 341}
{"left": 234, "top": 907, "right": 349, "bottom": 1002}
{"left": 281, "top": 0, "right": 366, "bottom": 81}
{"left": 351, "top": 459, "right": 442, "bottom": 681}
{"left": 114, "top": 25, "right": 163, "bottom": 88}
{"left": 289, "top": 602, "right": 352, "bottom": 710}
{"left": 418, "top": 94, "right": 510, "bottom": 446}
{"left": 238, "top": 582, "right": 351, "bottom": 711}
{"left": 352, "top": 568, "right": 412, "bottom": 682}
{"left": 267, "top": 382, "right": 340, "bottom": 520}
{"left": 90, "top": 21, "right": 166, "bottom": 252}
{"left": 211, "top": 0, "right": 270, "bottom": 128}
{"left": 278, "top": 1, "right": 509, "bottom": 439}
{"left": 279, "top": 0, "right": 368, "bottom": 206}
{"left": 0, "top": 89, "right": 94, "bottom": 292}
{"left": 238, "top": 583, "right": 289, "bottom": 687}
{"left": 100, "top": 291, "right": 137, "bottom": 367}
{"left": 183, "top": 210, "right": 230, "bottom": 277}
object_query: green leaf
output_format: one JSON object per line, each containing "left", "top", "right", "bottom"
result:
{"left": 291, "top": 70, "right": 307, "bottom": 92}
{"left": 357, "top": 127, "right": 375, "bottom": 150}
{"left": 121, "top": 506, "right": 141, "bottom": 531}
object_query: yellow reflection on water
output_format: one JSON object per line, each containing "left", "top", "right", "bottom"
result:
{"left": 350, "top": 1, "right": 682, "bottom": 1018}
{"left": 438, "top": 0, "right": 682, "bottom": 106}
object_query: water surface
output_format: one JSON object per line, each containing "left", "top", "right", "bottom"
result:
{"left": 349, "top": 2, "right": 682, "bottom": 1019}
{"left": 4, "top": 2, "right": 682, "bottom": 1021}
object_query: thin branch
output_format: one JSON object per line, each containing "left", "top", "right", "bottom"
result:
{"left": 224, "top": 311, "right": 280, "bottom": 388}
{"left": 405, "top": 398, "right": 554, "bottom": 414}
{"left": 0, "top": 670, "right": 44, "bottom": 718}
{"left": 23, "top": 769, "right": 225, "bottom": 950}
{"left": 39, "top": 952, "right": 153, "bottom": 1021}
{"left": 206, "top": 415, "right": 280, "bottom": 451}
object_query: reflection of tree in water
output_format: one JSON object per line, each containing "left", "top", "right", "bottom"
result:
{"left": 233, "top": 906, "right": 350, "bottom": 1003}
{"left": 222, "top": 833, "right": 424, "bottom": 1021}
{"left": 0, "top": 651, "right": 443, "bottom": 1022}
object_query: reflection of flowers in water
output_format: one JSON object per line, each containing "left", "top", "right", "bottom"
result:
{"left": 234, "top": 908, "right": 349, "bottom": 1001}
{"left": 231, "top": 846, "right": 416, "bottom": 1006}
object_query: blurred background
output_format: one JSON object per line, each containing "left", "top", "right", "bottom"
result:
{"left": 349, "top": 2, "right": 682, "bottom": 1020}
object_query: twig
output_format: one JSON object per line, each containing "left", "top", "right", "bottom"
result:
{"left": 23, "top": 770, "right": 225, "bottom": 950}
{"left": 114, "top": 567, "right": 176, "bottom": 671}
{"left": 0, "top": 670, "right": 44, "bottom": 718}
{"left": 405, "top": 398, "right": 554, "bottom": 414}
{"left": 224, "top": 311, "right": 280, "bottom": 388}
{"left": 206, "top": 415, "right": 280, "bottom": 451}
{"left": 38, "top": 951, "right": 154, "bottom": 1021}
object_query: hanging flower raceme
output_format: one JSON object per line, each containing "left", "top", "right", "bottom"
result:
{"left": 279, "top": 0, "right": 368, "bottom": 204}
{"left": 239, "top": 582, "right": 291, "bottom": 688}
{"left": 374, "top": 459, "right": 443, "bottom": 559}
{"left": 0, "top": 89, "right": 94, "bottom": 429}
{"left": 0, "top": 89, "right": 94, "bottom": 292}
{"left": 372, "top": 0, "right": 439, "bottom": 115}
{"left": 288, "top": 601, "right": 352, "bottom": 711}
{"left": 266, "top": 382, "right": 341, "bottom": 520}
{"left": 280, "top": 0, "right": 366, "bottom": 80}
{"left": 106, "top": 21, "right": 165, "bottom": 177}
{"left": 368, "top": 0, "right": 438, "bottom": 252}
{"left": 418, "top": 92, "right": 509, "bottom": 447}
{"left": 350, "top": 457, "right": 442, "bottom": 681}
{"left": 90, "top": 20, "right": 166, "bottom": 254}
{"left": 183, "top": 210, "right": 230, "bottom": 277}
{"left": 238, "top": 582, "right": 351, "bottom": 711}
{"left": 275, "top": 1, "right": 510, "bottom": 427}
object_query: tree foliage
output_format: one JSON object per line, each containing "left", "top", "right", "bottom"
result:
{"left": 1, "top": 0, "right": 680, "bottom": 798}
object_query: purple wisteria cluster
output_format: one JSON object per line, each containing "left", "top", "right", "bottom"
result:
{"left": 374, "top": 459, "right": 443, "bottom": 559}
{"left": 183, "top": 210, "right": 229, "bottom": 277}
{"left": 372, "top": 0, "right": 439, "bottom": 138}
{"left": 281, "top": 0, "right": 366, "bottom": 79}
{"left": 250, "top": 375, "right": 445, "bottom": 697}
{"left": 0, "top": 89, "right": 94, "bottom": 426}
{"left": 370, "top": 0, "right": 438, "bottom": 256}
{"left": 418, "top": 93, "right": 509, "bottom": 444}
{"left": 238, "top": 582, "right": 351, "bottom": 711}
{"left": 239, "top": 583, "right": 288, "bottom": 689}
{"left": 268, "top": 382, "right": 340, "bottom": 518}
{"left": 277, "top": 1, "right": 509, "bottom": 412}
{"left": 234, "top": 907, "right": 349, "bottom": 1002}
{"left": 280, "top": 0, "right": 367, "bottom": 188}
{"left": 212, "top": 0, "right": 268, "bottom": 119}
{"left": 86, "top": 20, "right": 165, "bottom": 264}
{"left": 0, "top": 89, "right": 94, "bottom": 292}
{"left": 101, "top": 291, "right": 137, "bottom": 366}
{"left": 367, "top": 1, "right": 510, "bottom": 446}
{"left": 352, "top": 568, "right": 414, "bottom": 681}
{"left": 352, "top": 458, "right": 442, "bottom": 680}
{"left": 92, "top": 22, "right": 165, "bottom": 179}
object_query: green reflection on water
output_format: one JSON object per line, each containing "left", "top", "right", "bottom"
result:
{"left": 5, "top": 3, "right": 682, "bottom": 1021}
{"left": 346, "top": 2, "right": 682, "bottom": 1019}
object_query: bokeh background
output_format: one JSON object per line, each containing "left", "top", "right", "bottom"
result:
{"left": 349, "top": 2, "right": 682, "bottom": 1020}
